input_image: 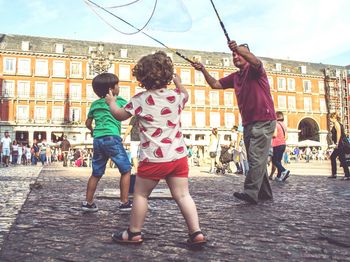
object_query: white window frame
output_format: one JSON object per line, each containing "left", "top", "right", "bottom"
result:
{"left": 17, "top": 81, "right": 30, "bottom": 98}
{"left": 224, "top": 92, "right": 234, "bottom": 107}
{"left": 287, "top": 78, "right": 295, "bottom": 92}
{"left": 35, "top": 59, "right": 49, "bottom": 76}
{"left": 119, "top": 86, "right": 131, "bottom": 101}
{"left": 320, "top": 98, "right": 327, "bottom": 113}
{"left": 195, "top": 90, "right": 205, "bottom": 106}
{"left": 69, "top": 107, "right": 81, "bottom": 122}
{"left": 17, "top": 58, "right": 31, "bottom": 75}
{"left": 2, "top": 80, "right": 15, "bottom": 97}
{"left": 304, "top": 97, "right": 312, "bottom": 112}
{"left": 224, "top": 113, "right": 235, "bottom": 128}
{"left": 52, "top": 60, "right": 66, "bottom": 77}
{"left": 3, "top": 57, "right": 16, "bottom": 74}
{"left": 181, "top": 111, "right": 192, "bottom": 128}
{"left": 70, "top": 61, "right": 82, "bottom": 78}
{"left": 52, "top": 106, "right": 65, "bottom": 122}
{"left": 69, "top": 83, "right": 82, "bottom": 100}
{"left": 16, "top": 105, "right": 29, "bottom": 121}
{"left": 120, "top": 49, "right": 128, "bottom": 58}
{"left": 277, "top": 77, "right": 286, "bottom": 91}
{"left": 119, "top": 64, "right": 130, "bottom": 81}
{"left": 277, "top": 95, "right": 287, "bottom": 109}
{"left": 195, "top": 111, "right": 206, "bottom": 127}
{"left": 52, "top": 82, "right": 65, "bottom": 99}
{"left": 194, "top": 70, "right": 205, "bottom": 86}
{"left": 86, "top": 84, "right": 97, "bottom": 101}
{"left": 303, "top": 80, "right": 312, "bottom": 93}
{"left": 34, "top": 82, "right": 48, "bottom": 99}
{"left": 318, "top": 81, "right": 325, "bottom": 94}
{"left": 180, "top": 69, "right": 191, "bottom": 85}
{"left": 210, "top": 112, "right": 221, "bottom": 128}
{"left": 209, "top": 91, "right": 219, "bottom": 106}
{"left": 34, "top": 106, "right": 47, "bottom": 122}
{"left": 288, "top": 96, "right": 296, "bottom": 111}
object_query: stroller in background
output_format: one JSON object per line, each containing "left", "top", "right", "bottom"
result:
{"left": 216, "top": 147, "right": 233, "bottom": 174}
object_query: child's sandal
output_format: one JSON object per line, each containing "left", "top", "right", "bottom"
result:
{"left": 187, "top": 231, "right": 207, "bottom": 247}
{"left": 112, "top": 228, "right": 143, "bottom": 244}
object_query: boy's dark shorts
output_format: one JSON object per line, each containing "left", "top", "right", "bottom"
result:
{"left": 92, "top": 135, "right": 131, "bottom": 177}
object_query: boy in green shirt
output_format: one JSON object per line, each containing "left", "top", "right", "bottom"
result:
{"left": 82, "top": 73, "right": 132, "bottom": 212}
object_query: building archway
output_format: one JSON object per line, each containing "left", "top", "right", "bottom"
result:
{"left": 298, "top": 117, "right": 320, "bottom": 141}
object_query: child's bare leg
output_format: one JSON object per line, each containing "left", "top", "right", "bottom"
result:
{"left": 86, "top": 175, "right": 101, "bottom": 203}
{"left": 166, "top": 177, "right": 203, "bottom": 239}
{"left": 119, "top": 176, "right": 158, "bottom": 241}
{"left": 120, "top": 170, "right": 131, "bottom": 203}
{"left": 129, "top": 177, "right": 158, "bottom": 231}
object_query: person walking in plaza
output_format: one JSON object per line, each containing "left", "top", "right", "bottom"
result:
{"left": 11, "top": 140, "right": 19, "bottom": 165}
{"left": 83, "top": 72, "right": 132, "bottom": 212}
{"left": 269, "top": 111, "right": 290, "bottom": 182}
{"left": 1, "top": 131, "right": 12, "bottom": 167}
{"left": 193, "top": 40, "right": 276, "bottom": 204}
{"left": 106, "top": 51, "right": 206, "bottom": 246}
{"left": 46, "top": 143, "right": 52, "bottom": 165}
{"left": 208, "top": 128, "right": 221, "bottom": 173}
{"left": 328, "top": 112, "right": 350, "bottom": 180}
{"left": 60, "top": 136, "right": 71, "bottom": 167}
{"left": 39, "top": 140, "right": 47, "bottom": 166}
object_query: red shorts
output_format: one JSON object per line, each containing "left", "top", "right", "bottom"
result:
{"left": 137, "top": 157, "right": 189, "bottom": 180}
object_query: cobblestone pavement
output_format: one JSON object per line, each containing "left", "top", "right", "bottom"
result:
{"left": 0, "top": 165, "right": 42, "bottom": 251}
{"left": 0, "top": 162, "right": 350, "bottom": 261}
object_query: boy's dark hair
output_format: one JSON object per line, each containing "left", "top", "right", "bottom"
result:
{"left": 276, "top": 111, "right": 284, "bottom": 121}
{"left": 92, "top": 72, "right": 119, "bottom": 98}
{"left": 132, "top": 51, "right": 173, "bottom": 90}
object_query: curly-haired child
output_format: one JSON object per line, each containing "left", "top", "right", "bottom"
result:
{"left": 105, "top": 51, "right": 206, "bottom": 247}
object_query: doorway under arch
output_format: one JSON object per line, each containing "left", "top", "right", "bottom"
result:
{"left": 298, "top": 118, "right": 320, "bottom": 141}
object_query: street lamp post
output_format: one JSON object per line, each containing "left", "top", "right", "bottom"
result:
{"left": 88, "top": 43, "right": 115, "bottom": 75}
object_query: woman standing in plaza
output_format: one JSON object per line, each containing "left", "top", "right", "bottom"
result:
{"left": 208, "top": 128, "right": 221, "bottom": 173}
{"left": 329, "top": 112, "right": 350, "bottom": 180}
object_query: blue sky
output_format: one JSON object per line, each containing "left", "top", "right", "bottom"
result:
{"left": 1, "top": 0, "right": 349, "bottom": 66}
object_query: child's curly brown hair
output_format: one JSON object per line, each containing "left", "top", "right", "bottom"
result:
{"left": 132, "top": 51, "right": 173, "bottom": 90}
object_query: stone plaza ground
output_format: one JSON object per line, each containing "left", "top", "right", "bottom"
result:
{"left": 0, "top": 161, "right": 349, "bottom": 261}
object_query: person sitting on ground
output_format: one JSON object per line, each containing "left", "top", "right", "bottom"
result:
{"left": 106, "top": 51, "right": 206, "bottom": 247}
{"left": 83, "top": 72, "right": 132, "bottom": 212}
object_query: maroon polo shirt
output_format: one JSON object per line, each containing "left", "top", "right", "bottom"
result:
{"left": 219, "top": 63, "right": 276, "bottom": 126}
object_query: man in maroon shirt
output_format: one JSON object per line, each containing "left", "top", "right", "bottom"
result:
{"left": 193, "top": 40, "right": 276, "bottom": 204}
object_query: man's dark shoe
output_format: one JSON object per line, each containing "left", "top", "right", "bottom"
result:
{"left": 233, "top": 192, "right": 257, "bottom": 204}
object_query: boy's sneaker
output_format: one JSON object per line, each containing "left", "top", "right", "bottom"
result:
{"left": 119, "top": 200, "right": 133, "bottom": 211}
{"left": 282, "top": 170, "right": 290, "bottom": 181}
{"left": 81, "top": 201, "right": 98, "bottom": 212}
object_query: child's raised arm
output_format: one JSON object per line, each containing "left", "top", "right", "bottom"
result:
{"left": 105, "top": 89, "right": 132, "bottom": 121}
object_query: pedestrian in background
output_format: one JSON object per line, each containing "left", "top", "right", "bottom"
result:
{"left": 193, "top": 40, "right": 276, "bottom": 204}
{"left": 60, "top": 135, "right": 71, "bottom": 167}
{"left": 208, "top": 128, "right": 221, "bottom": 173}
{"left": 83, "top": 72, "right": 132, "bottom": 212}
{"left": 1, "top": 131, "right": 12, "bottom": 167}
{"left": 106, "top": 51, "right": 206, "bottom": 246}
{"left": 328, "top": 112, "right": 350, "bottom": 180}
{"left": 269, "top": 111, "right": 290, "bottom": 182}
{"left": 11, "top": 140, "right": 19, "bottom": 165}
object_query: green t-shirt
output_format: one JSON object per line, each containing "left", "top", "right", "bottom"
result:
{"left": 88, "top": 96, "right": 127, "bottom": 138}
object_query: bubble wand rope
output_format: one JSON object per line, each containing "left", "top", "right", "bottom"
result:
{"left": 85, "top": 0, "right": 194, "bottom": 64}
{"left": 209, "top": 0, "right": 231, "bottom": 42}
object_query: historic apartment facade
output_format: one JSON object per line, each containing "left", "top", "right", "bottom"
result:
{"left": 0, "top": 34, "right": 348, "bottom": 147}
